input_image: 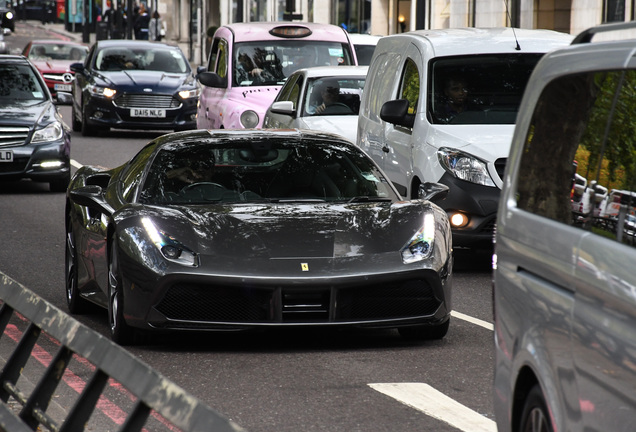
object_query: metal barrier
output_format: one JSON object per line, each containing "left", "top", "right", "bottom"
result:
{"left": 0, "top": 271, "right": 245, "bottom": 432}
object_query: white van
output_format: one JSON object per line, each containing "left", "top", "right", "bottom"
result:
{"left": 357, "top": 28, "right": 572, "bottom": 250}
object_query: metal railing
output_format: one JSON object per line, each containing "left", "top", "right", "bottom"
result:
{"left": 0, "top": 271, "right": 245, "bottom": 432}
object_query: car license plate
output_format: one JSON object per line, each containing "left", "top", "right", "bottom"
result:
{"left": 131, "top": 108, "right": 166, "bottom": 118}
{"left": 54, "top": 84, "right": 72, "bottom": 92}
{"left": 0, "top": 150, "right": 13, "bottom": 162}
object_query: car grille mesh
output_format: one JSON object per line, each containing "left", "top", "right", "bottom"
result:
{"left": 154, "top": 279, "right": 441, "bottom": 327}
{"left": 114, "top": 94, "right": 180, "bottom": 109}
{"left": 0, "top": 127, "right": 29, "bottom": 148}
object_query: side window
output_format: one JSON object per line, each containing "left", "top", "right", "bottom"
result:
{"left": 516, "top": 70, "right": 636, "bottom": 247}
{"left": 216, "top": 39, "right": 228, "bottom": 79}
{"left": 120, "top": 145, "right": 156, "bottom": 203}
{"left": 399, "top": 58, "right": 420, "bottom": 115}
{"left": 277, "top": 74, "right": 300, "bottom": 103}
{"left": 207, "top": 38, "right": 219, "bottom": 72}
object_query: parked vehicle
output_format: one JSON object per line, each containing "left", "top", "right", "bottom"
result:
{"left": 196, "top": 22, "right": 358, "bottom": 130}
{"left": 0, "top": 55, "right": 71, "bottom": 192}
{"left": 22, "top": 40, "right": 89, "bottom": 103}
{"left": 263, "top": 65, "right": 367, "bottom": 143}
{"left": 0, "top": 0, "right": 15, "bottom": 33}
{"left": 347, "top": 33, "right": 381, "bottom": 65}
{"left": 65, "top": 129, "right": 453, "bottom": 345}
{"left": 70, "top": 40, "right": 199, "bottom": 136}
{"left": 357, "top": 27, "right": 572, "bottom": 250}
{"left": 493, "top": 21, "right": 636, "bottom": 432}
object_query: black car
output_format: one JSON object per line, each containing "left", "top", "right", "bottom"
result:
{"left": 65, "top": 129, "right": 453, "bottom": 345}
{"left": 0, "top": 0, "right": 14, "bottom": 32}
{"left": 70, "top": 40, "right": 199, "bottom": 136}
{"left": 0, "top": 55, "right": 71, "bottom": 192}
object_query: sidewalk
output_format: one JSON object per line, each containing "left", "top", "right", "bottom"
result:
{"left": 23, "top": 20, "right": 95, "bottom": 44}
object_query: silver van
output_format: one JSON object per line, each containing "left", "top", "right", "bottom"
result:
{"left": 357, "top": 28, "right": 572, "bottom": 251}
{"left": 493, "top": 22, "right": 636, "bottom": 432}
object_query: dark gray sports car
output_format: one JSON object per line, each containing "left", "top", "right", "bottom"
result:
{"left": 65, "top": 129, "right": 453, "bottom": 345}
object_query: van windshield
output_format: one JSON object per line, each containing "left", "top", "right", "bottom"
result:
{"left": 428, "top": 54, "right": 543, "bottom": 125}
{"left": 233, "top": 41, "right": 354, "bottom": 87}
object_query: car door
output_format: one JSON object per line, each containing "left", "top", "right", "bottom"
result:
{"left": 197, "top": 37, "right": 229, "bottom": 129}
{"left": 382, "top": 44, "right": 423, "bottom": 198}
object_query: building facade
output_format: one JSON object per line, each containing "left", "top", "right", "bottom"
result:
{"left": 155, "top": 0, "right": 634, "bottom": 66}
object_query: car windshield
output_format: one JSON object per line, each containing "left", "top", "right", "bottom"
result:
{"left": 303, "top": 76, "right": 365, "bottom": 116}
{"left": 429, "top": 54, "right": 543, "bottom": 125}
{"left": 0, "top": 63, "right": 47, "bottom": 104}
{"left": 233, "top": 41, "right": 354, "bottom": 87}
{"left": 95, "top": 46, "right": 188, "bottom": 73}
{"left": 28, "top": 44, "right": 88, "bottom": 61}
{"left": 140, "top": 138, "right": 397, "bottom": 205}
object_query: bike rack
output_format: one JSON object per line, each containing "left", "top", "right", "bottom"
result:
{"left": 0, "top": 271, "right": 245, "bottom": 432}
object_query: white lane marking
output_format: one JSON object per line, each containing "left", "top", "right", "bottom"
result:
{"left": 451, "top": 311, "right": 494, "bottom": 331}
{"left": 71, "top": 159, "right": 83, "bottom": 169}
{"left": 369, "top": 383, "right": 496, "bottom": 432}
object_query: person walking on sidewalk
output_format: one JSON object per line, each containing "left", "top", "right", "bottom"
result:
{"left": 148, "top": 10, "right": 162, "bottom": 41}
{"left": 134, "top": 3, "right": 150, "bottom": 40}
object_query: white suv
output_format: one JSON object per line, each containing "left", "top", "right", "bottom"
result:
{"left": 494, "top": 21, "right": 636, "bottom": 432}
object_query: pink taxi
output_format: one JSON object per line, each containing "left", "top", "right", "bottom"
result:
{"left": 196, "top": 22, "right": 358, "bottom": 129}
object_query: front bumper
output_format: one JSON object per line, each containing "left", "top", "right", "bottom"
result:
{"left": 0, "top": 139, "right": 70, "bottom": 183}
{"left": 122, "top": 259, "right": 453, "bottom": 332}
{"left": 84, "top": 93, "right": 198, "bottom": 131}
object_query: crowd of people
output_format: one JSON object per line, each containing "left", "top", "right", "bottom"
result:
{"left": 100, "top": 1, "right": 164, "bottom": 41}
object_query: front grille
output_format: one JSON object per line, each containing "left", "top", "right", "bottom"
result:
{"left": 0, "top": 127, "right": 29, "bottom": 148}
{"left": 114, "top": 94, "right": 180, "bottom": 109}
{"left": 154, "top": 278, "right": 441, "bottom": 325}
{"left": 494, "top": 158, "right": 507, "bottom": 182}
{"left": 42, "top": 73, "right": 74, "bottom": 83}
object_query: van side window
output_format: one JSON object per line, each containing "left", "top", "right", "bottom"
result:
{"left": 399, "top": 58, "right": 420, "bottom": 116}
{"left": 516, "top": 70, "right": 636, "bottom": 247}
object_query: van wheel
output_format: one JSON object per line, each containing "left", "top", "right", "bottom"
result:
{"left": 519, "top": 384, "right": 552, "bottom": 432}
{"left": 398, "top": 319, "right": 450, "bottom": 340}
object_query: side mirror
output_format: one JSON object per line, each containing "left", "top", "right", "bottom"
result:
{"left": 69, "top": 185, "right": 115, "bottom": 215}
{"left": 269, "top": 101, "right": 295, "bottom": 116}
{"left": 69, "top": 62, "right": 84, "bottom": 74}
{"left": 196, "top": 65, "right": 206, "bottom": 76}
{"left": 418, "top": 182, "right": 449, "bottom": 202}
{"left": 380, "top": 99, "right": 415, "bottom": 128}
{"left": 197, "top": 71, "right": 227, "bottom": 88}
{"left": 56, "top": 92, "right": 72, "bottom": 105}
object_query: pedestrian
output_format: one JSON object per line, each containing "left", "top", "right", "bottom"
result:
{"left": 134, "top": 3, "right": 150, "bottom": 40}
{"left": 148, "top": 10, "right": 162, "bottom": 41}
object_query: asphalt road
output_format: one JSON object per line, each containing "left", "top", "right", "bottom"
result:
{"left": 0, "top": 22, "right": 498, "bottom": 432}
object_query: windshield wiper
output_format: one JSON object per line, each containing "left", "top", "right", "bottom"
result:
{"left": 347, "top": 196, "right": 393, "bottom": 203}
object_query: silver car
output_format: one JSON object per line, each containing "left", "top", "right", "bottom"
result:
{"left": 493, "top": 21, "right": 636, "bottom": 432}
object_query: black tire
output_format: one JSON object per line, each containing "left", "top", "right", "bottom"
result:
{"left": 66, "top": 226, "right": 90, "bottom": 314}
{"left": 108, "top": 236, "right": 135, "bottom": 345}
{"left": 398, "top": 318, "right": 450, "bottom": 340}
{"left": 519, "top": 384, "right": 552, "bottom": 432}
{"left": 71, "top": 102, "right": 81, "bottom": 132}
{"left": 50, "top": 172, "right": 70, "bottom": 193}
{"left": 80, "top": 105, "right": 94, "bottom": 137}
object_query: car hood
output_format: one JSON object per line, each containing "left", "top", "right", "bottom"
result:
{"left": 300, "top": 116, "right": 358, "bottom": 143}
{"left": 97, "top": 70, "right": 192, "bottom": 92}
{"left": 124, "top": 201, "right": 436, "bottom": 261}
{"left": 31, "top": 59, "right": 74, "bottom": 73}
{"left": 426, "top": 124, "right": 515, "bottom": 161}
{"left": 0, "top": 100, "right": 53, "bottom": 127}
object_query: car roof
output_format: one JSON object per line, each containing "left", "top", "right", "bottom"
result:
{"left": 94, "top": 40, "right": 179, "bottom": 50}
{"left": 347, "top": 33, "right": 382, "bottom": 45}
{"left": 295, "top": 65, "right": 369, "bottom": 78}
{"left": 383, "top": 27, "right": 573, "bottom": 57}
{"left": 29, "top": 39, "right": 88, "bottom": 46}
{"left": 218, "top": 21, "right": 350, "bottom": 43}
{"left": 0, "top": 54, "right": 32, "bottom": 65}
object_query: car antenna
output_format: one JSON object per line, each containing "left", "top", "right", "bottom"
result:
{"left": 503, "top": 0, "right": 521, "bottom": 50}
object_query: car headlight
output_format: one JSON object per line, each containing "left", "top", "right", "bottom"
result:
{"left": 401, "top": 212, "right": 436, "bottom": 264}
{"left": 178, "top": 88, "right": 200, "bottom": 99}
{"left": 240, "top": 110, "right": 259, "bottom": 128}
{"left": 142, "top": 217, "right": 198, "bottom": 267}
{"left": 88, "top": 84, "right": 116, "bottom": 98}
{"left": 5, "top": 11, "right": 13, "bottom": 19}
{"left": 437, "top": 147, "right": 495, "bottom": 187}
{"left": 32, "top": 121, "right": 64, "bottom": 143}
